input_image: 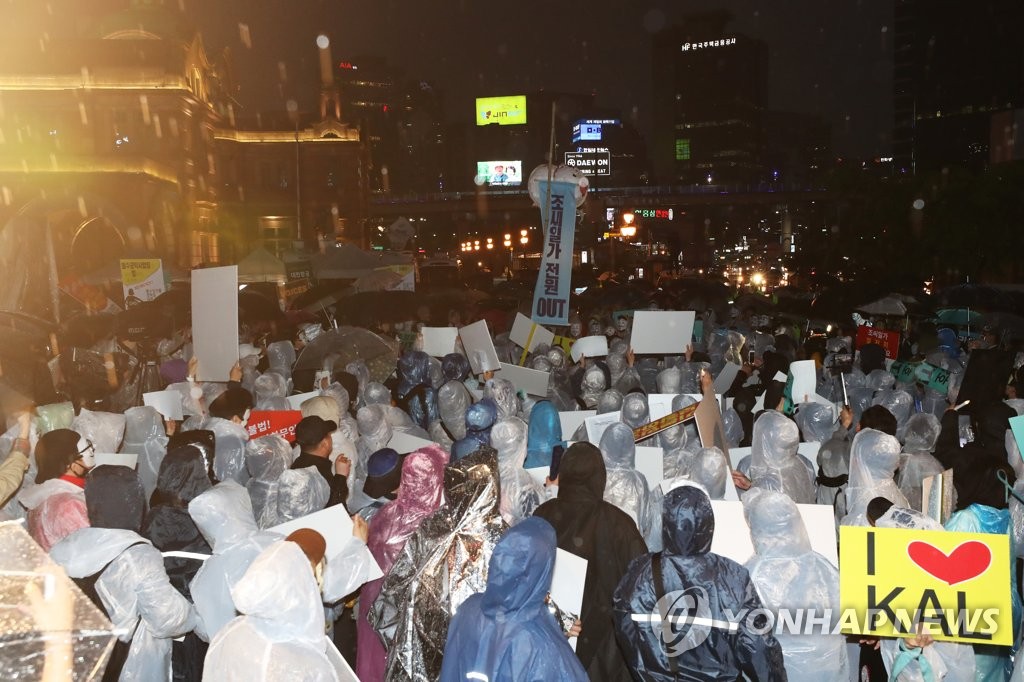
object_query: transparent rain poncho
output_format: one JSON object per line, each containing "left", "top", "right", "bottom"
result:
{"left": 397, "top": 351, "right": 439, "bottom": 430}
{"left": 660, "top": 394, "right": 700, "bottom": 453}
{"left": 1008, "top": 431, "right": 1024, "bottom": 559}
{"left": 749, "top": 411, "right": 817, "bottom": 504}
{"left": 273, "top": 467, "right": 330, "bottom": 525}
{"left": 546, "top": 346, "right": 568, "bottom": 370}
{"left": 599, "top": 423, "right": 655, "bottom": 541}
{"left": 346, "top": 360, "right": 372, "bottom": 406}
{"left": 362, "top": 381, "right": 392, "bottom": 407}
{"left": 244, "top": 435, "right": 295, "bottom": 529}
{"left": 370, "top": 447, "right": 508, "bottom": 682}
{"left": 722, "top": 407, "right": 744, "bottom": 448}
{"left": 897, "top": 413, "right": 945, "bottom": 511}
{"left": 441, "top": 353, "right": 472, "bottom": 384}
{"left": 266, "top": 340, "right": 296, "bottom": 383}
{"left": 708, "top": 329, "right": 745, "bottom": 374}
{"left": 121, "top": 406, "right": 168, "bottom": 499}
{"left": 865, "top": 369, "right": 895, "bottom": 392}
{"left": 597, "top": 388, "right": 624, "bottom": 414}
{"left": 794, "top": 402, "right": 836, "bottom": 445}
{"left": 71, "top": 408, "right": 126, "bottom": 455}
{"left": 841, "top": 429, "right": 909, "bottom": 527}
{"left": 525, "top": 400, "right": 564, "bottom": 470}
{"left": 35, "top": 401, "right": 74, "bottom": 434}
{"left": 427, "top": 356, "right": 444, "bottom": 390}
{"left": 580, "top": 364, "right": 608, "bottom": 409}
{"left": 385, "top": 406, "right": 432, "bottom": 441}
{"left": 189, "top": 481, "right": 278, "bottom": 642}
{"left": 355, "top": 405, "right": 394, "bottom": 488}
{"left": 636, "top": 357, "right": 660, "bottom": 394}
{"left": 691, "top": 446, "right": 730, "bottom": 500}
{"left": 484, "top": 377, "right": 520, "bottom": 421}
{"left": 253, "top": 371, "right": 290, "bottom": 411}
{"left": 609, "top": 354, "right": 643, "bottom": 394}
{"left": 677, "top": 362, "right": 710, "bottom": 394}
{"left": 203, "top": 541, "right": 351, "bottom": 681}
{"left": 491, "top": 418, "right": 547, "bottom": 525}
{"left": 621, "top": 392, "right": 651, "bottom": 430}
{"left": 742, "top": 489, "right": 849, "bottom": 682}
{"left": 872, "top": 389, "right": 915, "bottom": 442}
{"left": 657, "top": 366, "right": 682, "bottom": 394}
{"left": 0, "top": 521, "right": 118, "bottom": 681}
{"left": 207, "top": 417, "right": 250, "bottom": 485}
{"left": 318, "top": 384, "right": 351, "bottom": 417}
{"left": 438, "top": 380, "right": 472, "bottom": 442}
{"left": 452, "top": 399, "right": 498, "bottom": 461}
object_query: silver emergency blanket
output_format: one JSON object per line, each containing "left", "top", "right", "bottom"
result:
{"left": 369, "top": 447, "right": 507, "bottom": 682}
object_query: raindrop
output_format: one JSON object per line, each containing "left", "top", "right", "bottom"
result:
{"left": 278, "top": 61, "right": 288, "bottom": 83}
{"left": 238, "top": 23, "right": 252, "bottom": 49}
{"left": 1, "top": 187, "right": 11, "bottom": 206}
{"left": 139, "top": 95, "right": 150, "bottom": 124}
{"left": 77, "top": 196, "right": 88, "bottom": 217}
{"left": 78, "top": 102, "right": 88, "bottom": 125}
{"left": 153, "top": 115, "right": 162, "bottom": 138}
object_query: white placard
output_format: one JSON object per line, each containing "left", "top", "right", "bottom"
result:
{"left": 559, "top": 411, "right": 594, "bottom": 439}
{"left": 143, "top": 390, "right": 184, "bottom": 421}
{"left": 387, "top": 431, "right": 438, "bottom": 455}
{"left": 630, "top": 311, "right": 695, "bottom": 355}
{"left": 509, "top": 313, "right": 555, "bottom": 353}
{"left": 584, "top": 411, "right": 620, "bottom": 444}
{"left": 709, "top": 500, "right": 838, "bottom": 568}
{"left": 458, "top": 320, "right": 501, "bottom": 374}
{"left": 634, "top": 446, "right": 665, "bottom": 489}
{"left": 286, "top": 391, "right": 320, "bottom": 411}
{"left": 421, "top": 327, "right": 459, "bottom": 357}
{"left": 570, "top": 336, "right": 609, "bottom": 363}
{"left": 95, "top": 452, "right": 138, "bottom": 469}
{"left": 525, "top": 466, "right": 549, "bottom": 487}
{"left": 192, "top": 266, "right": 239, "bottom": 382}
{"left": 713, "top": 362, "right": 742, "bottom": 394}
{"left": 647, "top": 394, "right": 712, "bottom": 421}
{"left": 268, "top": 503, "right": 355, "bottom": 561}
{"left": 495, "top": 363, "right": 550, "bottom": 397}
{"left": 772, "top": 371, "right": 788, "bottom": 383}
{"left": 551, "top": 548, "right": 588, "bottom": 652}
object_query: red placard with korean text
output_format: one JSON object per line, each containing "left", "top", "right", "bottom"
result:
{"left": 246, "top": 410, "right": 302, "bottom": 442}
{"left": 856, "top": 326, "right": 901, "bottom": 360}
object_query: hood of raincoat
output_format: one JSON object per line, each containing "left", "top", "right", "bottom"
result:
{"left": 662, "top": 485, "right": 714, "bottom": 556}
{"left": 742, "top": 489, "right": 811, "bottom": 558}
{"left": 902, "top": 413, "right": 941, "bottom": 453}
{"left": 657, "top": 366, "right": 682, "bottom": 394}
{"left": 71, "top": 408, "right": 126, "bottom": 455}
{"left": 368, "top": 444, "right": 448, "bottom": 573}
{"left": 479, "top": 517, "right": 556, "bottom": 620}
{"left": 124, "top": 406, "right": 165, "bottom": 443}
{"left": 597, "top": 389, "right": 624, "bottom": 414}
{"left": 300, "top": 395, "right": 343, "bottom": 425}
{"left": 660, "top": 395, "right": 697, "bottom": 450}
{"left": 151, "top": 445, "right": 213, "bottom": 508}
{"left": 190, "top": 480, "right": 259, "bottom": 551}
{"left": 438, "top": 380, "right": 472, "bottom": 441}
{"left": 749, "top": 410, "right": 815, "bottom": 503}
{"left": 398, "top": 350, "right": 432, "bottom": 397}
{"left": 49, "top": 526, "right": 152, "bottom": 578}
{"left": 492, "top": 417, "right": 528, "bottom": 471}
{"left": 253, "top": 371, "right": 288, "bottom": 407}
{"left": 244, "top": 435, "right": 293, "bottom": 480}
{"left": 230, "top": 540, "right": 325, "bottom": 645}
{"left": 363, "top": 381, "right": 392, "bottom": 406}
{"left": 357, "top": 404, "right": 393, "bottom": 448}
{"left": 599, "top": 422, "right": 636, "bottom": 470}
{"left": 524, "top": 400, "right": 563, "bottom": 469}
{"left": 86, "top": 464, "right": 147, "bottom": 532}
{"left": 556, "top": 442, "right": 606, "bottom": 504}
{"left": 466, "top": 398, "right": 498, "bottom": 434}
{"left": 442, "top": 353, "right": 471, "bottom": 383}
{"left": 692, "top": 447, "right": 729, "bottom": 500}
{"left": 485, "top": 378, "right": 519, "bottom": 420}
{"left": 795, "top": 402, "right": 835, "bottom": 443}
{"left": 621, "top": 393, "right": 650, "bottom": 429}
{"left": 872, "top": 389, "right": 914, "bottom": 438}
{"left": 843, "top": 428, "right": 909, "bottom": 526}
{"left": 444, "top": 445, "right": 501, "bottom": 521}
{"left": 275, "top": 467, "right": 329, "bottom": 523}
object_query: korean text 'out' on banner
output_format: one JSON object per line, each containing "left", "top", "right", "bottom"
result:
{"left": 531, "top": 180, "right": 576, "bottom": 326}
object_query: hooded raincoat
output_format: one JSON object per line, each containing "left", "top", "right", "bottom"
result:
{"left": 439, "top": 517, "right": 588, "bottom": 682}
{"left": 533, "top": 442, "right": 648, "bottom": 682}
{"left": 438, "top": 380, "right": 472, "bottom": 442}
{"left": 397, "top": 351, "right": 440, "bottom": 430}
{"left": 243, "top": 435, "right": 295, "bottom": 528}
{"left": 841, "top": 428, "right": 909, "bottom": 527}
{"left": 748, "top": 410, "right": 817, "bottom": 504}
{"left": 485, "top": 377, "right": 520, "bottom": 421}
{"left": 599, "top": 423, "right": 656, "bottom": 542}
{"left": 491, "top": 417, "right": 547, "bottom": 525}
{"left": 743, "top": 489, "right": 848, "bottom": 681}
{"left": 202, "top": 541, "right": 351, "bottom": 681}
{"left": 205, "top": 417, "right": 250, "bottom": 484}
{"left": 524, "top": 400, "right": 564, "bottom": 469}
{"left": 122, "top": 406, "right": 169, "bottom": 499}
{"left": 370, "top": 447, "right": 508, "bottom": 682}
{"left": 612, "top": 486, "right": 786, "bottom": 681}
{"left": 897, "top": 413, "right": 945, "bottom": 511}
{"left": 452, "top": 398, "right": 497, "bottom": 461}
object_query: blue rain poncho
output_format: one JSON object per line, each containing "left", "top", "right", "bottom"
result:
{"left": 452, "top": 398, "right": 498, "bottom": 461}
{"left": 439, "top": 517, "right": 588, "bottom": 682}
{"left": 524, "top": 400, "right": 564, "bottom": 469}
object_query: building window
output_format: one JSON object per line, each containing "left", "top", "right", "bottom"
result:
{"left": 675, "top": 138, "right": 691, "bottom": 161}
{"left": 191, "top": 231, "right": 220, "bottom": 266}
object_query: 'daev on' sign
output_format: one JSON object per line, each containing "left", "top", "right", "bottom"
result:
{"left": 839, "top": 526, "right": 1013, "bottom": 646}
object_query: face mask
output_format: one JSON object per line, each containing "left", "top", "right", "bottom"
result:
{"left": 76, "top": 437, "right": 95, "bottom": 469}
{"left": 570, "top": 322, "right": 582, "bottom": 337}
{"left": 617, "top": 319, "right": 629, "bottom": 332}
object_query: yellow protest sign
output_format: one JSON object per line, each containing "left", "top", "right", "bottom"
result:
{"left": 839, "top": 526, "right": 1012, "bottom": 645}
{"left": 120, "top": 259, "right": 166, "bottom": 306}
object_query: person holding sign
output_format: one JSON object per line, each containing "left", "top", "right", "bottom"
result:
{"left": 292, "top": 416, "right": 351, "bottom": 512}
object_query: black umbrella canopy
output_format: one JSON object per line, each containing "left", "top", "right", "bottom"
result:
{"left": 980, "top": 311, "right": 1024, "bottom": 341}
{"left": 332, "top": 290, "right": 421, "bottom": 327}
{"left": 936, "top": 284, "right": 1020, "bottom": 313}
{"left": 288, "top": 281, "right": 354, "bottom": 314}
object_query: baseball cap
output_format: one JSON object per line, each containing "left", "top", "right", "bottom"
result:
{"left": 363, "top": 447, "right": 404, "bottom": 499}
{"left": 294, "top": 416, "right": 337, "bottom": 449}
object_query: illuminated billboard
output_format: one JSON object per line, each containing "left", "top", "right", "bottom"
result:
{"left": 476, "top": 96, "right": 527, "bottom": 126}
{"left": 476, "top": 161, "right": 522, "bottom": 186}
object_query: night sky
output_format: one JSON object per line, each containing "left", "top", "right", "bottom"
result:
{"left": 13, "top": 0, "right": 896, "bottom": 159}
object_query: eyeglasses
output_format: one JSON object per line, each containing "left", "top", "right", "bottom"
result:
{"left": 78, "top": 440, "right": 95, "bottom": 457}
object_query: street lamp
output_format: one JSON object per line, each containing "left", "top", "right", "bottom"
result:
{"left": 620, "top": 212, "right": 637, "bottom": 239}
{"left": 503, "top": 233, "right": 513, "bottom": 273}
{"left": 519, "top": 229, "right": 529, "bottom": 267}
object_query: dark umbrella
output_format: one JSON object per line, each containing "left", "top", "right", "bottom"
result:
{"left": 333, "top": 291, "right": 420, "bottom": 327}
{"left": 238, "top": 289, "right": 284, "bottom": 323}
{"left": 979, "top": 312, "right": 1024, "bottom": 341}
{"left": 936, "top": 284, "right": 1018, "bottom": 313}
{"left": 289, "top": 281, "right": 354, "bottom": 314}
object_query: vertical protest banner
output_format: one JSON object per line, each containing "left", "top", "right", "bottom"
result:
{"left": 532, "top": 179, "right": 576, "bottom": 326}
{"left": 839, "top": 526, "right": 1012, "bottom": 645}
{"left": 191, "top": 266, "right": 239, "bottom": 383}
{"left": 120, "top": 259, "right": 167, "bottom": 306}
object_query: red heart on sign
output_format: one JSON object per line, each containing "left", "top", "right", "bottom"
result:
{"left": 907, "top": 540, "right": 992, "bottom": 585}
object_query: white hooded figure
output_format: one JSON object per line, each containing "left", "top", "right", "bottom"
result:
{"left": 742, "top": 489, "right": 849, "bottom": 682}
{"left": 253, "top": 371, "right": 290, "bottom": 411}
{"left": 896, "top": 413, "right": 946, "bottom": 511}
{"left": 598, "top": 423, "right": 658, "bottom": 547}
{"left": 243, "top": 435, "right": 295, "bottom": 529}
{"left": 71, "top": 408, "right": 127, "bottom": 455}
{"left": 841, "top": 428, "right": 909, "bottom": 527}
{"left": 746, "top": 411, "right": 817, "bottom": 504}
{"left": 273, "top": 467, "right": 330, "bottom": 526}
{"left": 203, "top": 540, "right": 351, "bottom": 681}
{"left": 120, "top": 406, "right": 169, "bottom": 499}
{"left": 205, "top": 417, "right": 251, "bottom": 484}
{"left": 690, "top": 446, "right": 730, "bottom": 500}
{"left": 189, "top": 481, "right": 278, "bottom": 642}
{"left": 872, "top": 389, "right": 915, "bottom": 442}
{"left": 484, "top": 377, "right": 520, "bottom": 421}
{"left": 656, "top": 366, "right": 682, "bottom": 395}
{"left": 490, "top": 418, "right": 547, "bottom": 525}
{"left": 352, "top": 405, "right": 394, "bottom": 510}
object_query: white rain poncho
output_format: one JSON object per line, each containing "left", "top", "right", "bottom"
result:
{"left": 121, "top": 406, "right": 168, "bottom": 499}
{"left": 676, "top": 362, "right": 709, "bottom": 394}
{"left": 794, "top": 402, "right": 836, "bottom": 445}
{"left": 872, "top": 389, "right": 915, "bottom": 441}
{"left": 273, "top": 467, "right": 330, "bottom": 525}
{"left": 748, "top": 411, "right": 817, "bottom": 504}
{"left": 742, "top": 489, "right": 849, "bottom": 682}
{"left": 841, "top": 428, "right": 909, "bottom": 527}
{"left": 353, "top": 405, "right": 393, "bottom": 509}
{"left": 203, "top": 541, "right": 351, "bottom": 682}
{"left": 266, "top": 340, "right": 296, "bottom": 381}
{"left": 385, "top": 406, "right": 432, "bottom": 440}
{"left": 300, "top": 395, "right": 356, "bottom": 462}
{"left": 438, "top": 380, "right": 472, "bottom": 441}
{"left": 691, "top": 446, "right": 729, "bottom": 500}
{"left": 346, "top": 360, "right": 371, "bottom": 406}
{"left": 244, "top": 435, "right": 295, "bottom": 528}
{"left": 362, "top": 381, "right": 392, "bottom": 407}
{"left": 206, "top": 417, "right": 250, "bottom": 484}
{"left": 71, "top": 408, "right": 126, "bottom": 454}
{"left": 253, "top": 371, "right": 290, "bottom": 411}
{"left": 722, "top": 407, "right": 744, "bottom": 448}
{"left": 50, "top": 527, "right": 196, "bottom": 682}
{"left": 621, "top": 392, "right": 650, "bottom": 430}
{"left": 490, "top": 417, "right": 546, "bottom": 525}
{"left": 484, "top": 377, "right": 519, "bottom": 421}
{"left": 580, "top": 364, "right": 608, "bottom": 409}
{"left": 35, "top": 401, "right": 74, "bottom": 434}
{"left": 189, "top": 481, "right": 278, "bottom": 642}
{"left": 598, "top": 423, "right": 655, "bottom": 541}
{"left": 659, "top": 394, "right": 698, "bottom": 451}
{"left": 897, "top": 413, "right": 945, "bottom": 511}
{"left": 319, "top": 383, "right": 351, "bottom": 416}
{"left": 597, "top": 388, "right": 624, "bottom": 414}
{"left": 657, "top": 366, "right": 682, "bottom": 394}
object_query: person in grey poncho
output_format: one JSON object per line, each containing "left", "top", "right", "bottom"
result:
{"left": 370, "top": 446, "right": 508, "bottom": 682}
